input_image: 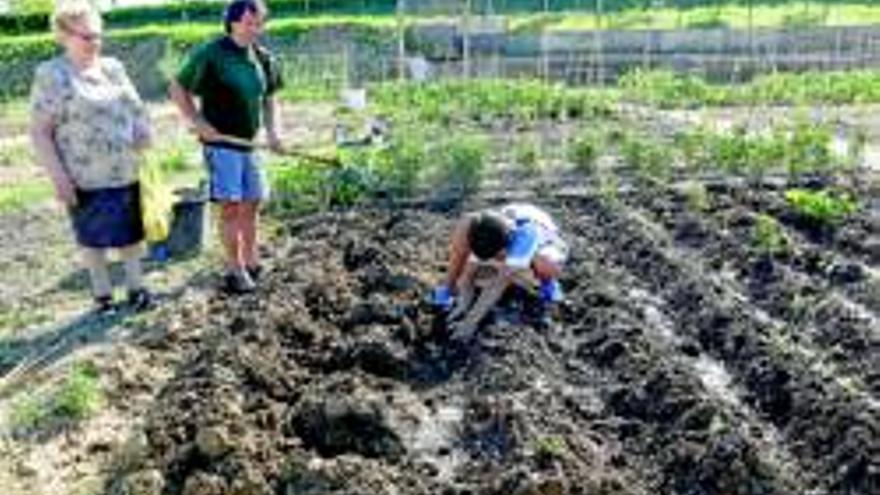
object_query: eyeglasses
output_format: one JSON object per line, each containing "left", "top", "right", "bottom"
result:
{"left": 62, "top": 25, "right": 102, "bottom": 43}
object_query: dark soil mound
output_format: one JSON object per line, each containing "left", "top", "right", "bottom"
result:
{"left": 124, "top": 182, "right": 879, "bottom": 495}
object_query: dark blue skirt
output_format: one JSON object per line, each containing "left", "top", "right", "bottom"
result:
{"left": 70, "top": 183, "right": 144, "bottom": 248}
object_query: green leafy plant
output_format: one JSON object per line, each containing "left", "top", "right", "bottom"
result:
{"left": 533, "top": 436, "right": 567, "bottom": 461}
{"left": 11, "top": 361, "right": 103, "bottom": 431}
{"left": 54, "top": 362, "right": 103, "bottom": 420}
{"left": 706, "top": 126, "right": 752, "bottom": 174}
{"left": 324, "top": 162, "right": 373, "bottom": 207}
{"left": 618, "top": 69, "right": 727, "bottom": 109}
{"left": 370, "top": 125, "right": 431, "bottom": 198}
{"left": 752, "top": 214, "right": 789, "bottom": 256}
{"left": 681, "top": 180, "right": 710, "bottom": 212}
{"left": 10, "top": 394, "right": 46, "bottom": 430}
{"left": 676, "top": 120, "right": 833, "bottom": 179}
{"left": 784, "top": 117, "right": 835, "bottom": 176}
{"left": 267, "top": 158, "right": 328, "bottom": 215}
{"left": 597, "top": 171, "right": 621, "bottom": 206}
{"left": 620, "top": 135, "right": 671, "bottom": 182}
{"left": 568, "top": 129, "right": 604, "bottom": 175}
{"left": 785, "top": 188, "right": 858, "bottom": 226}
{"left": 514, "top": 136, "right": 542, "bottom": 176}
{"left": 674, "top": 127, "right": 710, "bottom": 173}
{"left": 436, "top": 134, "right": 488, "bottom": 195}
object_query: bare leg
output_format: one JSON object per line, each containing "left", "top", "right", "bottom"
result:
{"left": 241, "top": 201, "right": 260, "bottom": 268}
{"left": 81, "top": 247, "right": 112, "bottom": 299}
{"left": 444, "top": 215, "right": 476, "bottom": 290}
{"left": 119, "top": 243, "right": 144, "bottom": 292}
{"left": 220, "top": 201, "right": 244, "bottom": 271}
{"left": 532, "top": 254, "right": 563, "bottom": 282}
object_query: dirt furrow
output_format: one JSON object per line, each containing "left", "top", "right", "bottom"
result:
{"left": 567, "top": 194, "right": 880, "bottom": 494}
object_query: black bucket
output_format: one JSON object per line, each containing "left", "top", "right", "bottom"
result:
{"left": 165, "top": 187, "right": 207, "bottom": 258}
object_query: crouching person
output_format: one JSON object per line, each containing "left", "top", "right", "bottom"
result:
{"left": 432, "top": 203, "right": 568, "bottom": 338}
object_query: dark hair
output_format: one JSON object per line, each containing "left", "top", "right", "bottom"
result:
{"left": 468, "top": 213, "right": 507, "bottom": 260}
{"left": 224, "top": 0, "right": 266, "bottom": 33}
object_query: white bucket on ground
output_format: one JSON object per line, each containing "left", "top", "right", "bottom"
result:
{"left": 340, "top": 88, "right": 367, "bottom": 111}
{"left": 407, "top": 56, "right": 431, "bottom": 82}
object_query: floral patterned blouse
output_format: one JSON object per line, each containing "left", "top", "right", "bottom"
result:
{"left": 30, "top": 55, "right": 148, "bottom": 190}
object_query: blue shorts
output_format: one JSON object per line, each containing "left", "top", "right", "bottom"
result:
{"left": 204, "top": 145, "right": 269, "bottom": 202}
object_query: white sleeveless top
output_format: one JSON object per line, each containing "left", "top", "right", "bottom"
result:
{"left": 499, "top": 203, "right": 564, "bottom": 249}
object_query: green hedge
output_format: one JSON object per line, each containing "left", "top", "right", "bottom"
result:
{"left": 0, "top": 19, "right": 396, "bottom": 101}
{"left": 1, "top": 1, "right": 868, "bottom": 36}
{"left": 0, "top": 0, "right": 396, "bottom": 36}
{"left": 0, "top": 12, "right": 48, "bottom": 35}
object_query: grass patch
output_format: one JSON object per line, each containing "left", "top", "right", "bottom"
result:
{"left": 681, "top": 180, "right": 711, "bottom": 212}
{"left": 0, "top": 99, "right": 28, "bottom": 125}
{"left": 0, "top": 180, "right": 52, "bottom": 213}
{"left": 568, "top": 129, "right": 604, "bottom": 175}
{"left": 53, "top": 362, "right": 103, "bottom": 420}
{"left": 10, "top": 361, "right": 103, "bottom": 432}
{"left": 0, "top": 142, "right": 32, "bottom": 168}
{"left": 514, "top": 136, "right": 542, "bottom": 176}
{"left": 0, "top": 305, "right": 51, "bottom": 335}
{"left": 752, "top": 213, "right": 789, "bottom": 256}
{"left": 533, "top": 435, "right": 567, "bottom": 461}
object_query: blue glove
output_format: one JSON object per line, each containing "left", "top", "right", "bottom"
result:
{"left": 539, "top": 279, "right": 563, "bottom": 304}
{"left": 431, "top": 285, "right": 454, "bottom": 309}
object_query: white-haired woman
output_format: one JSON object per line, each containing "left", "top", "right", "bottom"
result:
{"left": 30, "top": 1, "right": 154, "bottom": 313}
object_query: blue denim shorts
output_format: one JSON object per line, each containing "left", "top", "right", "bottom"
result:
{"left": 204, "top": 145, "right": 269, "bottom": 202}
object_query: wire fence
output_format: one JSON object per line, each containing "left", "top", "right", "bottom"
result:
{"left": 267, "top": 1, "right": 880, "bottom": 92}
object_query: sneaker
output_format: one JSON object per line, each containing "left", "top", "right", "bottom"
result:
{"left": 246, "top": 264, "right": 263, "bottom": 283}
{"left": 94, "top": 295, "right": 115, "bottom": 314}
{"left": 127, "top": 288, "right": 155, "bottom": 312}
{"left": 223, "top": 270, "right": 256, "bottom": 295}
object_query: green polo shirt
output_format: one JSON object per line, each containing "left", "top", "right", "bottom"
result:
{"left": 176, "top": 36, "right": 283, "bottom": 145}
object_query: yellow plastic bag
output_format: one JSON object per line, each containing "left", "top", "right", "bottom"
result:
{"left": 139, "top": 158, "right": 174, "bottom": 243}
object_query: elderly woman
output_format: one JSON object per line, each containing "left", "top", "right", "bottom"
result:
{"left": 30, "top": 1, "right": 153, "bottom": 313}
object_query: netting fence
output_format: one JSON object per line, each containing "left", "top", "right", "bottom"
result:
{"left": 272, "top": 0, "right": 880, "bottom": 94}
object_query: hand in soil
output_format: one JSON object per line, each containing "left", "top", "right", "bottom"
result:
{"left": 447, "top": 291, "right": 473, "bottom": 322}
{"left": 449, "top": 318, "right": 478, "bottom": 341}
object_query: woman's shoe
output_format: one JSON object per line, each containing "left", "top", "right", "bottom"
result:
{"left": 127, "top": 288, "right": 155, "bottom": 312}
{"left": 94, "top": 295, "right": 115, "bottom": 314}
